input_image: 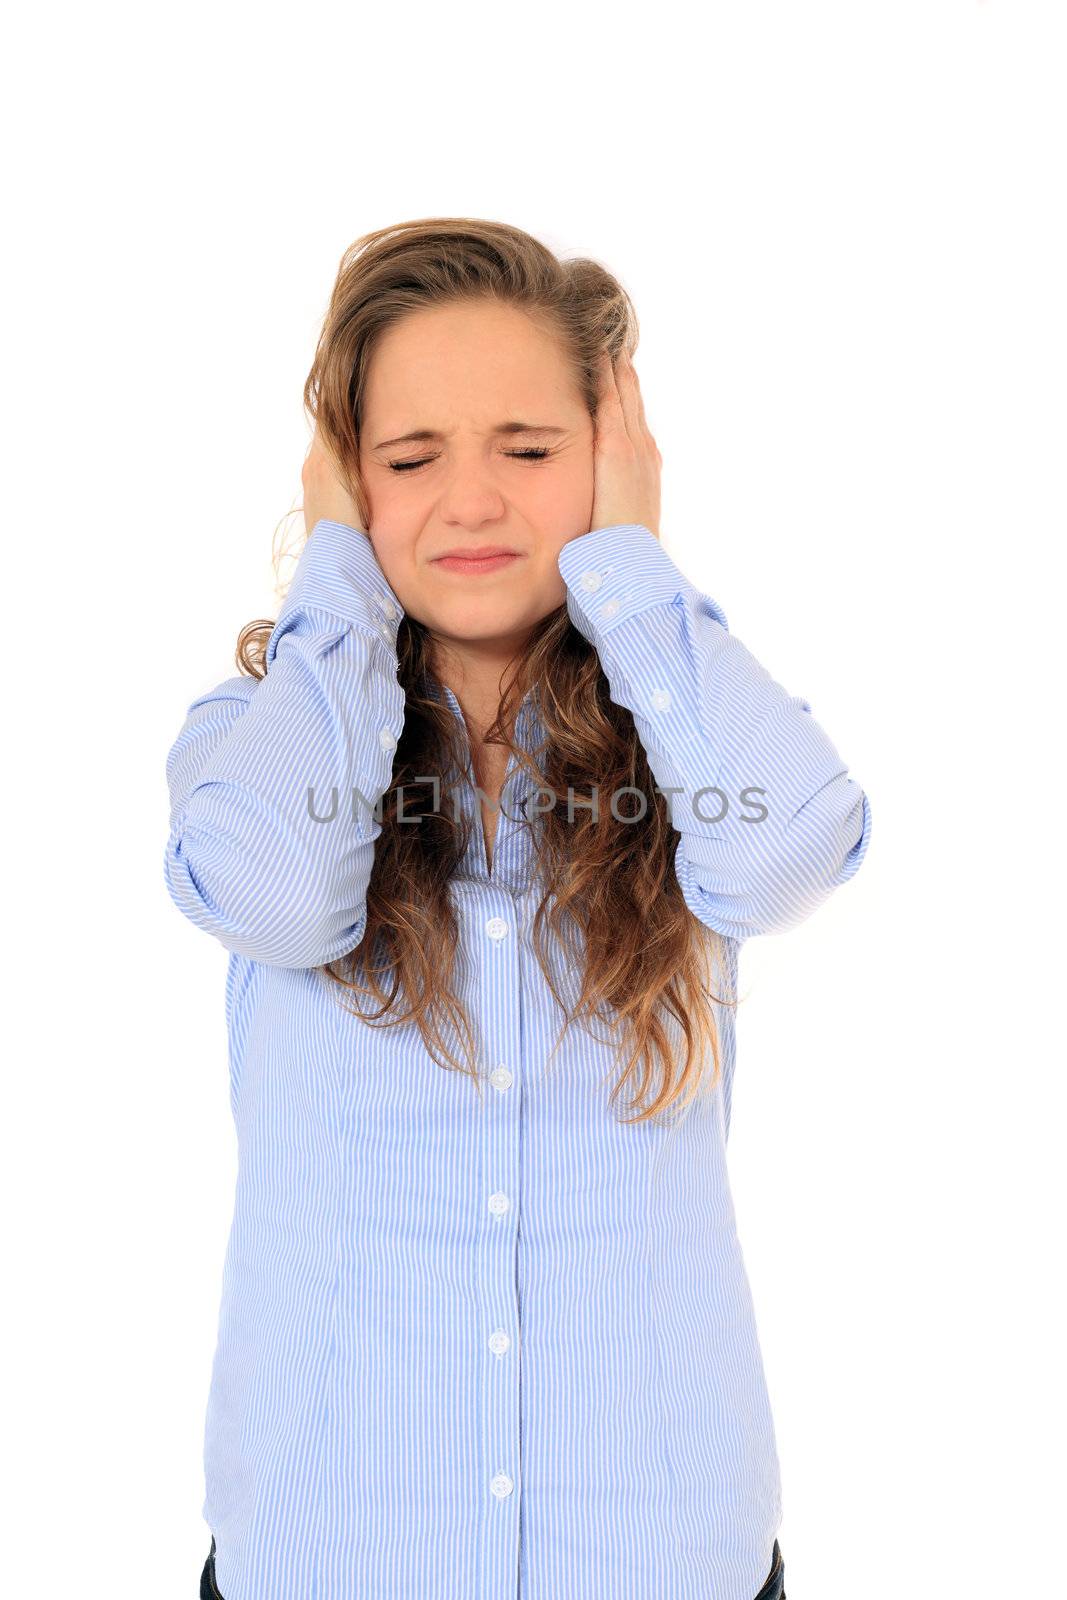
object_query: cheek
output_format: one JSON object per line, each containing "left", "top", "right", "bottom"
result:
{"left": 520, "top": 473, "right": 594, "bottom": 551}
{"left": 549, "top": 455, "right": 594, "bottom": 505}
{"left": 541, "top": 568, "right": 569, "bottom": 614}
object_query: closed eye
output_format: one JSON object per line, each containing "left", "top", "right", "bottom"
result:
{"left": 387, "top": 448, "right": 553, "bottom": 475}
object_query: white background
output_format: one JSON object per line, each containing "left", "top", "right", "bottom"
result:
{"left": 3, "top": 2, "right": 1063, "bottom": 1595}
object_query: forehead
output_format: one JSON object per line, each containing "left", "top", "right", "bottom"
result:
{"left": 361, "top": 303, "right": 583, "bottom": 430}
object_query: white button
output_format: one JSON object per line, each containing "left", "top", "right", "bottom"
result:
{"left": 650, "top": 689, "right": 671, "bottom": 712}
{"left": 490, "top": 1472, "right": 514, "bottom": 1498}
{"left": 380, "top": 598, "right": 398, "bottom": 620}
{"left": 488, "top": 1328, "right": 511, "bottom": 1355}
{"left": 579, "top": 569, "right": 603, "bottom": 592}
{"left": 379, "top": 727, "right": 397, "bottom": 750}
{"left": 601, "top": 597, "right": 620, "bottom": 618}
{"left": 379, "top": 623, "right": 393, "bottom": 643}
{"left": 485, "top": 916, "right": 509, "bottom": 940}
{"left": 488, "top": 1191, "right": 511, "bottom": 1217}
{"left": 489, "top": 1065, "right": 513, "bottom": 1091}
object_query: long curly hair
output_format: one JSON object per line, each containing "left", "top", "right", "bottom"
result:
{"left": 235, "top": 217, "right": 735, "bottom": 1125}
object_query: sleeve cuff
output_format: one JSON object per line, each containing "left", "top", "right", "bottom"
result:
{"left": 267, "top": 519, "right": 406, "bottom": 666}
{"left": 556, "top": 523, "right": 729, "bottom": 642}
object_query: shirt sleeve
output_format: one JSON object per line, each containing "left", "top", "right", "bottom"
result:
{"left": 556, "top": 522, "right": 873, "bottom": 940}
{"left": 163, "top": 519, "right": 408, "bottom": 967}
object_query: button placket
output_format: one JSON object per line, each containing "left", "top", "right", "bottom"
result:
{"left": 476, "top": 888, "right": 523, "bottom": 1578}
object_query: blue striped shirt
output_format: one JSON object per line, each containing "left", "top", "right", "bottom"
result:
{"left": 164, "top": 519, "right": 871, "bottom": 1600}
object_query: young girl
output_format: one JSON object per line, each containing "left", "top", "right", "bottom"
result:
{"left": 165, "top": 218, "right": 871, "bottom": 1600}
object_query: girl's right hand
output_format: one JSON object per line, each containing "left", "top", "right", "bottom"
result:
{"left": 301, "top": 425, "right": 364, "bottom": 537}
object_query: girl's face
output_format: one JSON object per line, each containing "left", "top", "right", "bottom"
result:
{"left": 357, "top": 301, "right": 595, "bottom": 662}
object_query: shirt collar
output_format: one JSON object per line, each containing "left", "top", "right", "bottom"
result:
{"left": 426, "top": 677, "right": 544, "bottom": 756}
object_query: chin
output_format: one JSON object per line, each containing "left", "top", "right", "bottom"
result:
{"left": 426, "top": 595, "right": 541, "bottom": 638}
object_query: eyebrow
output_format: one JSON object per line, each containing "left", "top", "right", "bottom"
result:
{"left": 371, "top": 422, "right": 570, "bottom": 451}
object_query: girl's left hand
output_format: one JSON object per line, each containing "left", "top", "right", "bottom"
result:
{"left": 590, "top": 350, "right": 662, "bottom": 539}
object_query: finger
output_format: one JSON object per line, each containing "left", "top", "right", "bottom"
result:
{"left": 626, "top": 355, "right": 650, "bottom": 432}
{"left": 612, "top": 352, "right": 642, "bottom": 443}
{"left": 620, "top": 352, "right": 656, "bottom": 445}
{"left": 597, "top": 350, "right": 622, "bottom": 405}
{"left": 594, "top": 351, "right": 626, "bottom": 437}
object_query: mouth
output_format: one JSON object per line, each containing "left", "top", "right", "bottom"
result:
{"left": 431, "top": 551, "right": 524, "bottom": 575}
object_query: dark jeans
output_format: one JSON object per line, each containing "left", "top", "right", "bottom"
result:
{"left": 201, "top": 1534, "right": 786, "bottom": 1598}
{"left": 200, "top": 1537, "right": 222, "bottom": 1599}
{"left": 754, "top": 1537, "right": 787, "bottom": 1599}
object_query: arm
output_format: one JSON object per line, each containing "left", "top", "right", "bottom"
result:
{"left": 557, "top": 522, "right": 872, "bottom": 940}
{"left": 163, "top": 519, "right": 407, "bottom": 967}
